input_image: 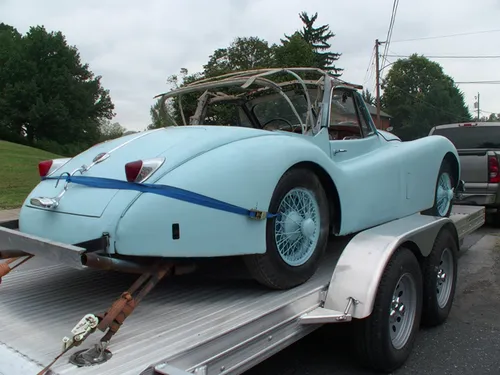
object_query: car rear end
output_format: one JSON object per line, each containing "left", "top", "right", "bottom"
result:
{"left": 429, "top": 122, "right": 500, "bottom": 220}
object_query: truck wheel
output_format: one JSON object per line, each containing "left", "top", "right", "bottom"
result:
{"left": 354, "top": 247, "right": 423, "bottom": 373}
{"left": 421, "top": 228, "right": 458, "bottom": 327}
{"left": 423, "top": 159, "right": 455, "bottom": 218}
{"left": 244, "top": 168, "right": 329, "bottom": 290}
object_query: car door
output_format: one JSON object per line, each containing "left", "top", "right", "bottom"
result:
{"left": 327, "top": 87, "right": 404, "bottom": 232}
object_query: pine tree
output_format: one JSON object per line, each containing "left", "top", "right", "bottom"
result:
{"left": 288, "top": 12, "right": 343, "bottom": 76}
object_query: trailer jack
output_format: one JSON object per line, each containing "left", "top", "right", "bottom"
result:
{"left": 37, "top": 262, "right": 174, "bottom": 375}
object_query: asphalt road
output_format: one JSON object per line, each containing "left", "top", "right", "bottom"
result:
{"left": 245, "top": 222, "right": 500, "bottom": 375}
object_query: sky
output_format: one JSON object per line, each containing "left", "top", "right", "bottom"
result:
{"left": 1, "top": 0, "right": 499, "bottom": 131}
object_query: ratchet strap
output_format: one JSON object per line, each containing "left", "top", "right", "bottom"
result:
{"left": 42, "top": 175, "right": 279, "bottom": 220}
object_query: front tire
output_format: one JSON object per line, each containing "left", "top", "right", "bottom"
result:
{"left": 244, "top": 168, "right": 330, "bottom": 290}
{"left": 354, "top": 247, "right": 423, "bottom": 373}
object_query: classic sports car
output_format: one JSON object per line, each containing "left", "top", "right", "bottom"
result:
{"left": 19, "top": 67, "right": 461, "bottom": 290}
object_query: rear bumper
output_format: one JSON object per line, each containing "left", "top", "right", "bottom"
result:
{"left": 456, "top": 193, "right": 498, "bottom": 206}
{"left": 454, "top": 180, "right": 500, "bottom": 207}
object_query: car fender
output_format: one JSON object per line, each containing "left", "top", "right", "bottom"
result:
{"left": 114, "top": 133, "right": 347, "bottom": 258}
{"left": 399, "top": 135, "right": 460, "bottom": 211}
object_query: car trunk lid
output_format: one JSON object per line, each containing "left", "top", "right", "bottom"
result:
{"left": 26, "top": 126, "right": 272, "bottom": 218}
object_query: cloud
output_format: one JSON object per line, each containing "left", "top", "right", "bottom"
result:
{"left": 1, "top": 0, "right": 499, "bottom": 130}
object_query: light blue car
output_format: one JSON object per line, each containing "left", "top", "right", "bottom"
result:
{"left": 20, "top": 68, "right": 462, "bottom": 290}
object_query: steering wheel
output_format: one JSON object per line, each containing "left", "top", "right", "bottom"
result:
{"left": 262, "top": 117, "right": 294, "bottom": 131}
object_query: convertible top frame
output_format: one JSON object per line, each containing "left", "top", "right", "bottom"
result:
{"left": 154, "top": 67, "right": 364, "bottom": 135}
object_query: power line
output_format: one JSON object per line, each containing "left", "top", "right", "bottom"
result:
{"left": 455, "top": 80, "right": 500, "bottom": 84}
{"left": 390, "top": 28, "right": 500, "bottom": 43}
{"left": 387, "top": 54, "right": 500, "bottom": 59}
{"left": 381, "top": 0, "right": 400, "bottom": 67}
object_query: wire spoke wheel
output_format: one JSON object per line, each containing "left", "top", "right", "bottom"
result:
{"left": 389, "top": 273, "right": 418, "bottom": 350}
{"left": 274, "top": 188, "right": 321, "bottom": 266}
{"left": 244, "top": 168, "right": 329, "bottom": 290}
{"left": 436, "top": 172, "right": 453, "bottom": 217}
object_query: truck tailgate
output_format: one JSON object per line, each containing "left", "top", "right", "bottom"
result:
{"left": 458, "top": 149, "right": 489, "bottom": 182}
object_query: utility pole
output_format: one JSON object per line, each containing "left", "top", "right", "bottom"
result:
{"left": 477, "top": 92, "right": 480, "bottom": 120}
{"left": 375, "top": 39, "right": 385, "bottom": 129}
{"left": 474, "top": 92, "right": 480, "bottom": 121}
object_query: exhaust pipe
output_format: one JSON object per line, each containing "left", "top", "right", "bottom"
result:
{"left": 81, "top": 253, "right": 153, "bottom": 274}
{"left": 81, "top": 253, "right": 197, "bottom": 275}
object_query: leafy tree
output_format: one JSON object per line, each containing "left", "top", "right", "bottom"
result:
{"left": 203, "top": 37, "right": 276, "bottom": 78}
{"left": 381, "top": 54, "right": 471, "bottom": 140}
{"left": 283, "top": 12, "right": 342, "bottom": 76}
{"left": 148, "top": 97, "right": 176, "bottom": 129}
{"left": 99, "top": 119, "right": 126, "bottom": 141}
{"left": 0, "top": 24, "right": 114, "bottom": 149}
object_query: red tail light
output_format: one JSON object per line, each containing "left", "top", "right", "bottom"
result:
{"left": 38, "top": 160, "right": 53, "bottom": 177}
{"left": 125, "top": 157, "right": 165, "bottom": 183}
{"left": 38, "top": 158, "right": 71, "bottom": 177}
{"left": 488, "top": 155, "right": 500, "bottom": 183}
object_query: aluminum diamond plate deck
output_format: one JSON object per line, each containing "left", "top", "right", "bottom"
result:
{"left": 0, "top": 252, "right": 340, "bottom": 375}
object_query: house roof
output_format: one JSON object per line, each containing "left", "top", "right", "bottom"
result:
{"left": 366, "top": 104, "right": 391, "bottom": 118}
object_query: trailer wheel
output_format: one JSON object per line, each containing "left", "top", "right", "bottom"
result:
{"left": 423, "top": 159, "right": 455, "bottom": 218}
{"left": 244, "top": 168, "right": 329, "bottom": 290}
{"left": 354, "top": 247, "right": 423, "bottom": 373}
{"left": 421, "top": 228, "right": 458, "bottom": 327}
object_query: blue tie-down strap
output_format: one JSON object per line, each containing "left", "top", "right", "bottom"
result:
{"left": 42, "top": 175, "right": 279, "bottom": 220}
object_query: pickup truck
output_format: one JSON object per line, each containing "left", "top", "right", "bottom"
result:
{"left": 429, "top": 122, "right": 500, "bottom": 225}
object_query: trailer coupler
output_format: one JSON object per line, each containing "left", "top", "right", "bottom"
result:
{"left": 38, "top": 262, "right": 174, "bottom": 374}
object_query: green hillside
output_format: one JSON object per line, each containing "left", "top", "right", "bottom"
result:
{"left": 0, "top": 140, "right": 61, "bottom": 209}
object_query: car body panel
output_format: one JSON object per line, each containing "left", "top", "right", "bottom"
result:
{"left": 18, "top": 68, "right": 461, "bottom": 260}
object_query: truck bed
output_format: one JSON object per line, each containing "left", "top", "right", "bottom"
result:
{"left": 0, "top": 206, "right": 485, "bottom": 375}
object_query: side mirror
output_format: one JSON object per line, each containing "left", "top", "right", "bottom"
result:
{"left": 386, "top": 126, "right": 393, "bottom": 132}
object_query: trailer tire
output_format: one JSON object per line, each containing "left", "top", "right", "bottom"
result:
{"left": 354, "top": 247, "right": 423, "bottom": 373}
{"left": 422, "top": 159, "right": 455, "bottom": 218}
{"left": 244, "top": 167, "right": 329, "bottom": 290}
{"left": 421, "top": 228, "right": 458, "bottom": 327}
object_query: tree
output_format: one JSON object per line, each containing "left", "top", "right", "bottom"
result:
{"left": 283, "top": 12, "right": 343, "bottom": 75}
{"left": 362, "top": 89, "right": 375, "bottom": 105}
{"left": 381, "top": 54, "right": 471, "bottom": 140}
{"left": 274, "top": 32, "right": 316, "bottom": 68}
{"left": 203, "top": 37, "right": 276, "bottom": 78}
{"left": 0, "top": 24, "right": 114, "bottom": 149}
{"left": 99, "top": 119, "right": 126, "bottom": 141}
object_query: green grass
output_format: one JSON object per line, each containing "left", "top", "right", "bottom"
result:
{"left": 0, "top": 140, "right": 61, "bottom": 209}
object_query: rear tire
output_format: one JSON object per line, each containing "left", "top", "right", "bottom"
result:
{"left": 244, "top": 168, "right": 330, "bottom": 290}
{"left": 421, "top": 228, "right": 458, "bottom": 327}
{"left": 353, "top": 247, "right": 423, "bottom": 373}
{"left": 422, "top": 159, "right": 455, "bottom": 218}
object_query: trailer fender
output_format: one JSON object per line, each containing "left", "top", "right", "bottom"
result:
{"left": 323, "top": 214, "right": 458, "bottom": 319}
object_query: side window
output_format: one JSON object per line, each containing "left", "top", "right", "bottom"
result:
{"left": 329, "top": 88, "right": 368, "bottom": 139}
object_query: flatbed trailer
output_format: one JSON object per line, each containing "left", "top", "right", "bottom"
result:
{"left": 0, "top": 205, "right": 485, "bottom": 375}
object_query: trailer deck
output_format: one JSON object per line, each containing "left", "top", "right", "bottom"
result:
{"left": 0, "top": 205, "right": 485, "bottom": 375}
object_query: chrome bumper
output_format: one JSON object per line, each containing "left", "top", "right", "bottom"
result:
{"left": 0, "top": 224, "right": 87, "bottom": 269}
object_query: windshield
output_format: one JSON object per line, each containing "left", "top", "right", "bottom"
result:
{"left": 433, "top": 125, "right": 500, "bottom": 149}
{"left": 250, "top": 91, "right": 315, "bottom": 127}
